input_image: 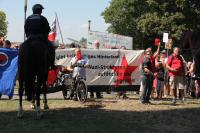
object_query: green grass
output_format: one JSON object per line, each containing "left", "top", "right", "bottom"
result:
{"left": 0, "top": 96, "right": 200, "bottom": 133}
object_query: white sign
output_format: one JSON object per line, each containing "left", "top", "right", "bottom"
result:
{"left": 87, "top": 31, "right": 133, "bottom": 49}
{"left": 163, "top": 33, "right": 169, "bottom": 43}
{"left": 55, "top": 49, "right": 144, "bottom": 86}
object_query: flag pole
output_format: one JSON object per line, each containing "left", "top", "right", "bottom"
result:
{"left": 55, "top": 13, "right": 64, "bottom": 45}
{"left": 24, "top": 0, "right": 28, "bottom": 41}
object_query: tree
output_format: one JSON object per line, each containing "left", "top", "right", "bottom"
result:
{"left": 79, "top": 37, "right": 87, "bottom": 48}
{"left": 102, "top": 0, "right": 200, "bottom": 49}
{"left": 136, "top": 0, "right": 200, "bottom": 45}
{"left": 102, "top": 0, "right": 146, "bottom": 49}
{"left": 0, "top": 11, "right": 7, "bottom": 37}
{"left": 79, "top": 37, "right": 87, "bottom": 44}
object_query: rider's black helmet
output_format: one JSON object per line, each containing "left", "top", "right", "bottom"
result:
{"left": 32, "top": 4, "right": 44, "bottom": 14}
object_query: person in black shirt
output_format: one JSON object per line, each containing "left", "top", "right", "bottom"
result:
{"left": 24, "top": 4, "right": 55, "bottom": 68}
{"left": 140, "top": 50, "right": 154, "bottom": 104}
{"left": 25, "top": 4, "right": 50, "bottom": 38}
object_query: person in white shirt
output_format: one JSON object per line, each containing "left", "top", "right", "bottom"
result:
{"left": 70, "top": 48, "right": 89, "bottom": 79}
{"left": 69, "top": 48, "right": 89, "bottom": 99}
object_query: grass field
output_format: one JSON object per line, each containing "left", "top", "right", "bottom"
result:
{"left": 0, "top": 95, "right": 200, "bottom": 133}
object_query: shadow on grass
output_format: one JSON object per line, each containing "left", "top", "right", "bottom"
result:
{"left": 0, "top": 104, "right": 200, "bottom": 133}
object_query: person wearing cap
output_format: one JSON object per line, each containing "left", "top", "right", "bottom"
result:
{"left": 25, "top": 4, "right": 50, "bottom": 38}
{"left": 24, "top": 4, "right": 55, "bottom": 68}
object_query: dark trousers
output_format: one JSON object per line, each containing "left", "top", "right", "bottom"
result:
{"left": 140, "top": 75, "right": 153, "bottom": 102}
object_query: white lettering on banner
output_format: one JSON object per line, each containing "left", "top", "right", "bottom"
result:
{"left": 55, "top": 49, "right": 144, "bottom": 86}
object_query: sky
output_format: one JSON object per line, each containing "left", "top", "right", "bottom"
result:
{"left": 0, "top": 0, "right": 111, "bottom": 43}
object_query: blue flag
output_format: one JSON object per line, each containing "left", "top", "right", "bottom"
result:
{"left": 0, "top": 48, "right": 18, "bottom": 97}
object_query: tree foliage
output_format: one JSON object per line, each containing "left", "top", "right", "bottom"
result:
{"left": 0, "top": 11, "right": 7, "bottom": 37}
{"left": 79, "top": 37, "right": 87, "bottom": 44}
{"left": 102, "top": 0, "right": 146, "bottom": 49}
{"left": 102, "top": 0, "right": 200, "bottom": 49}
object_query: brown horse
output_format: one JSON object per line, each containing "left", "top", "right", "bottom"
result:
{"left": 181, "top": 30, "right": 200, "bottom": 75}
{"left": 17, "top": 36, "right": 49, "bottom": 119}
{"left": 181, "top": 30, "right": 200, "bottom": 97}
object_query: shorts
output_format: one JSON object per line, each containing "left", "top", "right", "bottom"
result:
{"left": 169, "top": 76, "right": 185, "bottom": 90}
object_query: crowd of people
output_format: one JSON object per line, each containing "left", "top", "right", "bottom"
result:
{"left": 140, "top": 43, "right": 200, "bottom": 104}
{"left": 1, "top": 34, "right": 200, "bottom": 103}
{"left": 1, "top": 3, "right": 199, "bottom": 105}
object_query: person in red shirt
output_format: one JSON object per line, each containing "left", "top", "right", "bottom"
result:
{"left": 166, "top": 47, "right": 185, "bottom": 104}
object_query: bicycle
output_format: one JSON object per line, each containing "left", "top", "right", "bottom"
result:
{"left": 73, "top": 73, "right": 88, "bottom": 102}
{"left": 59, "top": 65, "right": 88, "bottom": 102}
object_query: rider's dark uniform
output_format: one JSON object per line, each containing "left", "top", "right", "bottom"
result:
{"left": 25, "top": 14, "right": 50, "bottom": 37}
{"left": 24, "top": 4, "right": 55, "bottom": 68}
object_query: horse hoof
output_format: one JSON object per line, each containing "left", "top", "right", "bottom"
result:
{"left": 36, "top": 111, "right": 43, "bottom": 119}
{"left": 30, "top": 104, "right": 36, "bottom": 109}
{"left": 44, "top": 104, "right": 49, "bottom": 110}
{"left": 17, "top": 111, "right": 23, "bottom": 119}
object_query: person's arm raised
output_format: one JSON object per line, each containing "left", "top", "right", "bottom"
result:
{"left": 153, "top": 43, "right": 160, "bottom": 58}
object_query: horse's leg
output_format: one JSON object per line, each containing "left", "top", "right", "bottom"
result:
{"left": 43, "top": 72, "right": 49, "bottom": 110}
{"left": 17, "top": 45, "right": 24, "bottom": 118}
{"left": 30, "top": 80, "right": 37, "bottom": 109}
{"left": 43, "top": 42, "right": 54, "bottom": 109}
{"left": 30, "top": 94, "right": 36, "bottom": 109}
{"left": 36, "top": 91, "right": 42, "bottom": 119}
{"left": 17, "top": 80, "right": 24, "bottom": 118}
{"left": 43, "top": 84, "right": 49, "bottom": 110}
{"left": 35, "top": 77, "right": 43, "bottom": 119}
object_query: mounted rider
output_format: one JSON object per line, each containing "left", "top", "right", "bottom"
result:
{"left": 24, "top": 4, "right": 55, "bottom": 68}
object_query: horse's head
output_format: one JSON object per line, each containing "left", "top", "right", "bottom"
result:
{"left": 181, "top": 30, "right": 200, "bottom": 77}
{"left": 180, "top": 31, "right": 192, "bottom": 55}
